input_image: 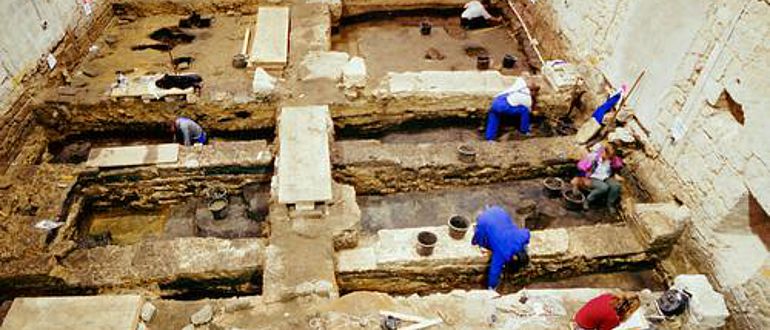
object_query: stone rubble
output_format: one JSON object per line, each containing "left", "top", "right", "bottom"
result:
{"left": 190, "top": 304, "right": 214, "bottom": 325}
{"left": 140, "top": 301, "right": 157, "bottom": 322}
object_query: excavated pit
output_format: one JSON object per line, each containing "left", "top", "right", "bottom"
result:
{"left": 358, "top": 179, "right": 621, "bottom": 235}
{"left": 0, "top": 2, "right": 694, "bottom": 326}
{"left": 333, "top": 9, "right": 533, "bottom": 82}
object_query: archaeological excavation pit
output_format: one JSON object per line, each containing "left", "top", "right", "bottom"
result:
{"left": 1, "top": 0, "right": 764, "bottom": 329}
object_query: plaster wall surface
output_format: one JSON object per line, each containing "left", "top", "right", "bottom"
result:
{"left": 540, "top": 0, "right": 770, "bottom": 327}
{"left": 0, "top": 0, "right": 83, "bottom": 111}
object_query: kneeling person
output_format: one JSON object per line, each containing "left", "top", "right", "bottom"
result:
{"left": 472, "top": 205, "right": 531, "bottom": 290}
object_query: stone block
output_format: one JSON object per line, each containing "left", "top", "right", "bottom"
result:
{"left": 276, "top": 105, "right": 333, "bottom": 205}
{"left": 2, "top": 295, "right": 143, "bottom": 330}
{"left": 673, "top": 274, "right": 730, "bottom": 329}
{"left": 342, "top": 56, "right": 367, "bottom": 89}
{"left": 631, "top": 203, "right": 689, "bottom": 249}
{"left": 374, "top": 71, "right": 515, "bottom": 98}
{"left": 252, "top": 67, "right": 277, "bottom": 98}
{"left": 250, "top": 7, "right": 290, "bottom": 68}
{"left": 299, "top": 51, "right": 349, "bottom": 81}
{"left": 306, "top": 0, "right": 342, "bottom": 22}
{"left": 191, "top": 304, "right": 213, "bottom": 325}
{"left": 140, "top": 301, "right": 156, "bottom": 322}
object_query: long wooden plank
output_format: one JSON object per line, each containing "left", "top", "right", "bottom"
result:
{"left": 86, "top": 143, "right": 179, "bottom": 168}
{"left": 250, "top": 7, "right": 290, "bottom": 67}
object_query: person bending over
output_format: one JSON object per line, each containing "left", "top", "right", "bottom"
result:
{"left": 461, "top": 0, "right": 502, "bottom": 30}
{"left": 484, "top": 77, "right": 539, "bottom": 140}
{"left": 573, "top": 292, "right": 640, "bottom": 330}
{"left": 472, "top": 205, "right": 531, "bottom": 290}
{"left": 172, "top": 117, "right": 207, "bottom": 146}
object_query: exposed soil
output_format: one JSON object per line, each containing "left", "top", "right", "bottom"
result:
{"left": 525, "top": 270, "right": 666, "bottom": 292}
{"left": 72, "top": 15, "right": 253, "bottom": 103}
{"left": 332, "top": 13, "right": 531, "bottom": 83}
{"left": 358, "top": 179, "right": 621, "bottom": 235}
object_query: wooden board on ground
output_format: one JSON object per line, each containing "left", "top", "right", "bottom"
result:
{"left": 250, "top": 7, "right": 290, "bottom": 69}
{"left": 276, "top": 105, "right": 333, "bottom": 206}
{"left": 86, "top": 143, "right": 179, "bottom": 168}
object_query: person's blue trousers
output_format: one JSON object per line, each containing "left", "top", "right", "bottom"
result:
{"left": 485, "top": 95, "right": 531, "bottom": 140}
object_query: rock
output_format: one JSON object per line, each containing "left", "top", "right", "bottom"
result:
{"left": 224, "top": 299, "right": 252, "bottom": 313}
{"left": 608, "top": 127, "right": 635, "bottom": 144}
{"left": 299, "top": 51, "right": 349, "bottom": 81}
{"left": 82, "top": 67, "right": 101, "bottom": 78}
{"left": 57, "top": 87, "right": 78, "bottom": 96}
{"left": 140, "top": 302, "right": 157, "bottom": 322}
{"left": 182, "top": 324, "right": 195, "bottom": 330}
{"left": 424, "top": 47, "right": 445, "bottom": 61}
{"left": 176, "top": 62, "right": 190, "bottom": 70}
{"left": 136, "top": 321, "right": 146, "bottom": 330}
{"left": 252, "top": 68, "right": 277, "bottom": 98}
{"left": 673, "top": 274, "right": 729, "bottom": 328}
{"left": 342, "top": 56, "right": 367, "bottom": 89}
{"left": 190, "top": 304, "right": 213, "bottom": 325}
{"left": 631, "top": 203, "right": 689, "bottom": 249}
{"left": 306, "top": 0, "right": 342, "bottom": 22}
{"left": 104, "top": 35, "right": 119, "bottom": 47}
{"left": 575, "top": 118, "right": 602, "bottom": 144}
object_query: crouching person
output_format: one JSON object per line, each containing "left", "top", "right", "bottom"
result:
{"left": 172, "top": 117, "right": 207, "bottom": 146}
{"left": 573, "top": 291, "right": 640, "bottom": 330}
{"left": 571, "top": 143, "right": 624, "bottom": 213}
{"left": 472, "top": 205, "right": 531, "bottom": 290}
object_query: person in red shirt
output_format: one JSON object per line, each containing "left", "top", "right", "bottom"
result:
{"left": 573, "top": 292, "right": 640, "bottom": 330}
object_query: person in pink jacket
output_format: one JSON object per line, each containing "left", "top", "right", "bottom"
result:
{"left": 571, "top": 143, "right": 624, "bottom": 213}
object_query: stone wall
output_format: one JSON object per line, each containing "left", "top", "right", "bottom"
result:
{"left": 0, "top": 0, "right": 111, "bottom": 171}
{"left": 337, "top": 224, "right": 669, "bottom": 294}
{"left": 332, "top": 136, "right": 578, "bottom": 194}
{"left": 534, "top": 0, "right": 770, "bottom": 327}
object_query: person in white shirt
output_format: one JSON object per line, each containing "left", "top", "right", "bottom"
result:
{"left": 461, "top": 0, "right": 502, "bottom": 30}
{"left": 484, "top": 77, "right": 539, "bottom": 140}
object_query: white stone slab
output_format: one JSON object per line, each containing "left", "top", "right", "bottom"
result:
{"left": 375, "top": 71, "right": 516, "bottom": 98}
{"left": 376, "top": 226, "right": 485, "bottom": 267}
{"left": 86, "top": 143, "right": 179, "bottom": 168}
{"left": 277, "top": 105, "right": 333, "bottom": 205}
{"left": 250, "top": 7, "right": 290, "bottom": 67}
{"left": 110, "top": 74, "right": 193, "bottom": 100}
{"left": 2, "top": 295, "right": 143, "bottom": 330}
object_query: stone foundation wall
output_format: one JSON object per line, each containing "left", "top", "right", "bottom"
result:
{"left": 332, "top": 137, "right": 578, "bottom": 194}
{"left": 78, "top": 141, "right": 273, "bottom": 209}
{"left": 337, "top": 224, "right": 668, "bottom": 294}
{"left": 533, "top": 0, "right": 770, "bottom": 327}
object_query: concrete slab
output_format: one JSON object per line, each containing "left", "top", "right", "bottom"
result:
{"left": 276, "top": 105, "right": 333, "bottom": 205}
{"left": 86, "top": 143, "right": 179, "bottom": 168}
{"left": 2, "top": 295, "right": 142, "bottom": 330}
{"left": 250, "top": 7, "right": 290, "bottom": 68}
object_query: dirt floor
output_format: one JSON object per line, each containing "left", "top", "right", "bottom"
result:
{"left": 358, "top": 179, "right": 621, "bottom": 235}
{"left": 79, "top": 195, "right": 266, "bottom": 246}
{"left": 72, "top": 15, "right": 254, "bottom": 103}
{"left": 525, "top": 270, "right": 666, "bottom": 292}
{"left": 332, "top": 14, "right": 531, "bottom": 83}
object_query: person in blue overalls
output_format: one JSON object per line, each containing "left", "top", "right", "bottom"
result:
{"left": 472, "top": 205, "right": 531, "bottom": 290}
{"left": 172, "top": 117, "right": 207, "bottom": 146}
{"left": 484, "top": 78, "right": 539, "bottom": 140}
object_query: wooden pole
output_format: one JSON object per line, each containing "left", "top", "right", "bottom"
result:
{"left": 506, "top": 0, "right": 544, "bottom": 66}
